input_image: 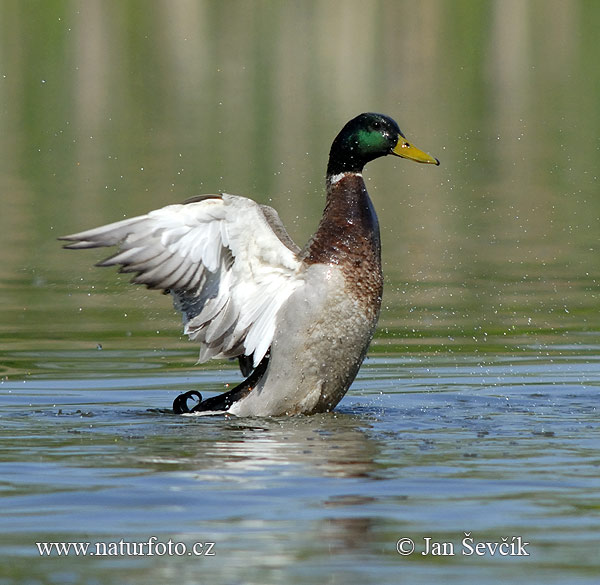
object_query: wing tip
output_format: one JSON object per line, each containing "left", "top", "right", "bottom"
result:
{"left": 58, "top": 237, "right": 98, "bottom": 250}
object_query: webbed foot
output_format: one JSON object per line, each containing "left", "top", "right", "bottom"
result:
{"left": 172, "top": 355, "right": 269, "bottom": 415}
{"left": 173, "top": 390, "right": 203, "bottom": 414}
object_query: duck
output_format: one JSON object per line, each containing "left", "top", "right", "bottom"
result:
{"left": 60, "top": 113, "right": 439, "bottom": 417}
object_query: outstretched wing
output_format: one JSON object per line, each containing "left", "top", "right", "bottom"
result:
{"left": 60, "top": 193, "right": 304, "bottom": 368}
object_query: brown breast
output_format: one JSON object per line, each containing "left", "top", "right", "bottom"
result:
{"left": 302, "top": 173, "right": 383, "bottom": 319}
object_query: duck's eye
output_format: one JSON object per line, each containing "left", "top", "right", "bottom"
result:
{"left": 372, "top": 121, "right": 381, "bottom": 130}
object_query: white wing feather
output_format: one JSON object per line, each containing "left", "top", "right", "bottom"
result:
{"left": 60, "top": 194, "right": 303, "bottom": 367}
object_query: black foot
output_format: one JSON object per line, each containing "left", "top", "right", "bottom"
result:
{"left": 173, "top": 390, "right": 203, "bottom": 414}
{"left": 172, "top": 355, "right": 269, "bottom": 415}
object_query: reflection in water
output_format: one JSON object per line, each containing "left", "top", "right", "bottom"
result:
{"left": 142, "top": 413, "right": 383, "bottom": 480}
{"left": 1, "top": 355, "right": 600, "bottom": 584}
{"left": 144, "top": 412, "right": 386, "bottom": 557}
{"left": 134, "top": 410, "right": 387, "bottom": 558}
{"left": 214, "top": 417, "right": 381, "bottom": 479}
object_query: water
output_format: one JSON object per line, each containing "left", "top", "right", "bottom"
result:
{"left": 2, "top": 347, "right": 599, "bottom": 584}
{"left": 2, "top": 1, "right": 600, "bottom": 583}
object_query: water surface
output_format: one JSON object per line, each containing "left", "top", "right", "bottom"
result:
{"left": 2, "top": 344, "right": 599, "bottom": 585}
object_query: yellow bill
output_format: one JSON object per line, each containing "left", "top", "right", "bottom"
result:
{"left": 392, "top": 136, "right": 440, "bottom": 165}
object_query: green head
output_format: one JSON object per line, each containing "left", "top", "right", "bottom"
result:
{"left": 327, "top": 112, "right": 439, "bottom": 176}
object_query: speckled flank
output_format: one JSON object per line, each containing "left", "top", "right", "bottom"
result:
{"left": 302, "top": 172, "right": 383, "bottom": 320}
{"left": 229, "top": 264, "right": 378, "bottom": 416}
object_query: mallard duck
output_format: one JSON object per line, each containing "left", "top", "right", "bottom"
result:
{"left": 60, "top": 113, "right": 439, "bottom": 416}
